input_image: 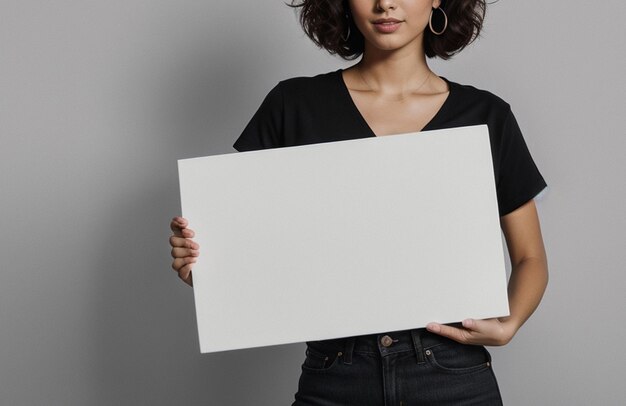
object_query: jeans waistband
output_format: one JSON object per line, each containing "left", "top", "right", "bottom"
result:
{"left": 307, "top": 328, "right": 443, "bottom": 365}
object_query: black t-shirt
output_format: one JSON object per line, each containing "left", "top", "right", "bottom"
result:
{"left": 233, "top": 70, "right": 547, "bottom": 217}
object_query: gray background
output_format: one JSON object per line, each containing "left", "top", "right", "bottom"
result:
{"left": 1, "top": 1, "right": 624, "bottom": 405}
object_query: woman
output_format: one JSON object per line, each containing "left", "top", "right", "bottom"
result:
{"left": 170, "top": 0, "right": 549, "bottom": 404}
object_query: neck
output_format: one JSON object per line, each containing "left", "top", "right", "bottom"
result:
{"left": 357, "top": 42, "right": 432, "bottom": 95}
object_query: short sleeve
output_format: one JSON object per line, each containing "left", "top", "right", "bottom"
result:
{"left": 232, "top": 83, "right": 284, "bottom": 152}
{"left": 496, "top": 110, "right": 548, "bottom": 216}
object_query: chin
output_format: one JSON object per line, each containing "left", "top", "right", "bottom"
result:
{"left": 364, "top": 33, "right": 422, "bottom": 53}
{"left": 370, "top": 40, "right": 414, "bottom": 53}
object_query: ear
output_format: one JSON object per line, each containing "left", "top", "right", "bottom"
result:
{"left": 432, "top": 0, "right": 442, "bottom": 9}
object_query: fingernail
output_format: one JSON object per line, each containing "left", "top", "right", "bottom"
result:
{"left": 426, "top": 323, "right": 439, "bottom": 333}
{"left": 462, "top": 319, "right": 473, "bottom": 328}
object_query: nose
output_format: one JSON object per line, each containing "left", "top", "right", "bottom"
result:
{"left": 376, "top": 0, "right": 397, "bottom": 12}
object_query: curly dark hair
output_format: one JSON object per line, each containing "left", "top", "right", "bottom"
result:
{"left": 289, "top": 0, "right": 486, "bottom": 60}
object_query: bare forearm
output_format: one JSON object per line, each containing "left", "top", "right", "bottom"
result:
{"left": 501, "top": 257, "right": 549, "bottom": 333}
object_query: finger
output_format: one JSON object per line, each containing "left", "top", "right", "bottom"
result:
{"left": 179, "top": 274, "right": 193, "bottom": 287}
{"left": 170, "top": 218, "right": 183, "bottom": 234}
{"left": 170, "top": 247, "right": 200, "bottom": 259}
{"left": 171, "top": 216, "right": 188, "bottom": 229}
{"left": 169, "top": 236, "right": 199, "bottom": 250}
{"left": 464, "top": 318, "right": 508, "bottom": 345}
{"left": 462, "top": 318, "right": 478, "bottom": 331}
{"left": 171, "top": 227, "right": 196, "bottom": 239}
{"left": 463, "top": 317, "right": 495, "bottom": 330}
{"left": 171, "top": 257, "right": 197, "bottom": 272}
{"left": 463, "top": 318, "right": 501, "bottom": 336}
{"left": 178, "top": 264, "right": 194, "bottom": 286}
{"left": 170, "top": 218, "right": 192, "bottom": 237}
{"left": 179, "top": 269, "right": 193, "bottom": 287}
{"left": 181, "top": 228, "right": 195, "bottom": 238}
{"left": 426, "top": 323, "right": 471, "bottom": 344}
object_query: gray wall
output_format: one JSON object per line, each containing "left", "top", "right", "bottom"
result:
{"left": 1, "top": 1, "right": 624, "bottom": 405}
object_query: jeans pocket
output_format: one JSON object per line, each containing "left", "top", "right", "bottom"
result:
{"left": 425, "top": 340, "right": 492, "bottom": 375}
{"left": 301, "top": 345, "right": 340, "bottom": 373}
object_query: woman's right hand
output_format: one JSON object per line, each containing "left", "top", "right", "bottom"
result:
{"left": 169, "top": 216, "right": 199, "bottom": 286}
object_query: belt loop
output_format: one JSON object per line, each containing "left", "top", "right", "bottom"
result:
{"left": 343, "top": 336, "right": 356, "bottom": 365}
{"left": 410, "top": 329, "right": 426, "bottom": 364}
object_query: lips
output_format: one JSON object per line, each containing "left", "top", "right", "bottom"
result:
{"left": 372, "top": 18, "right": 403, "bottom": 33}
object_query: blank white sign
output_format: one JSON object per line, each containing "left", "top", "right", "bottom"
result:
{"left": 178, "top": 125, "right": 509, "bottom": 353}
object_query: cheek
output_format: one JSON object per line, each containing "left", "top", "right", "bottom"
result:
{"left": 347, "top": 0, "right": 366, "bottom": 17}
{"left": 351, "top": 14, "right": 368, "bottom": 36}
{"left": 348, "top": 12, "right": 373, "bottom": 38}
{"left": 408, "top": 3, "right": 435, "bottom": 30}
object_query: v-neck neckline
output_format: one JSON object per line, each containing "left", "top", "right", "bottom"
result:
{"left": 335, "top": 69, "right": 454, "bottom": 138}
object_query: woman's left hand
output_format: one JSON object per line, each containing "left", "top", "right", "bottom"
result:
{"left": 426, "top": 318, "right": 518, "bottom": 347}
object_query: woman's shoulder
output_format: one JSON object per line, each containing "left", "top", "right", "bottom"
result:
{"left": 274, "top": 70, "right": 342, "bottom": 95}
{"left": 444, "top": 78, "right": 512, "bottom": 113}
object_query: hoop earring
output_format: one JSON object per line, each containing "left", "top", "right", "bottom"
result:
{"left": 341, "top": 14, "right": 351, "bottom": 42}
{"left": 429, "top": 7, "right": 448, "bottom": 35}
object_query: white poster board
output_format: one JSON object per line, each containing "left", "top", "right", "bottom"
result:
{"left": 178, "top": 125, "right": 509, "bottom": 353}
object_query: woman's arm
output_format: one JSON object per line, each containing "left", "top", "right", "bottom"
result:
{"left": 426, "top": 199, "right": 549, "bottom": 346}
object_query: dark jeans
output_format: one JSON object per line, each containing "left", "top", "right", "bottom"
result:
{"left": 292, "top": 328, "right": 503, "bottom": 406}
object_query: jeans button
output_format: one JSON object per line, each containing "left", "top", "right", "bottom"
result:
{"left": 380, "top": 335, "right": 394, "bottom": 347}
